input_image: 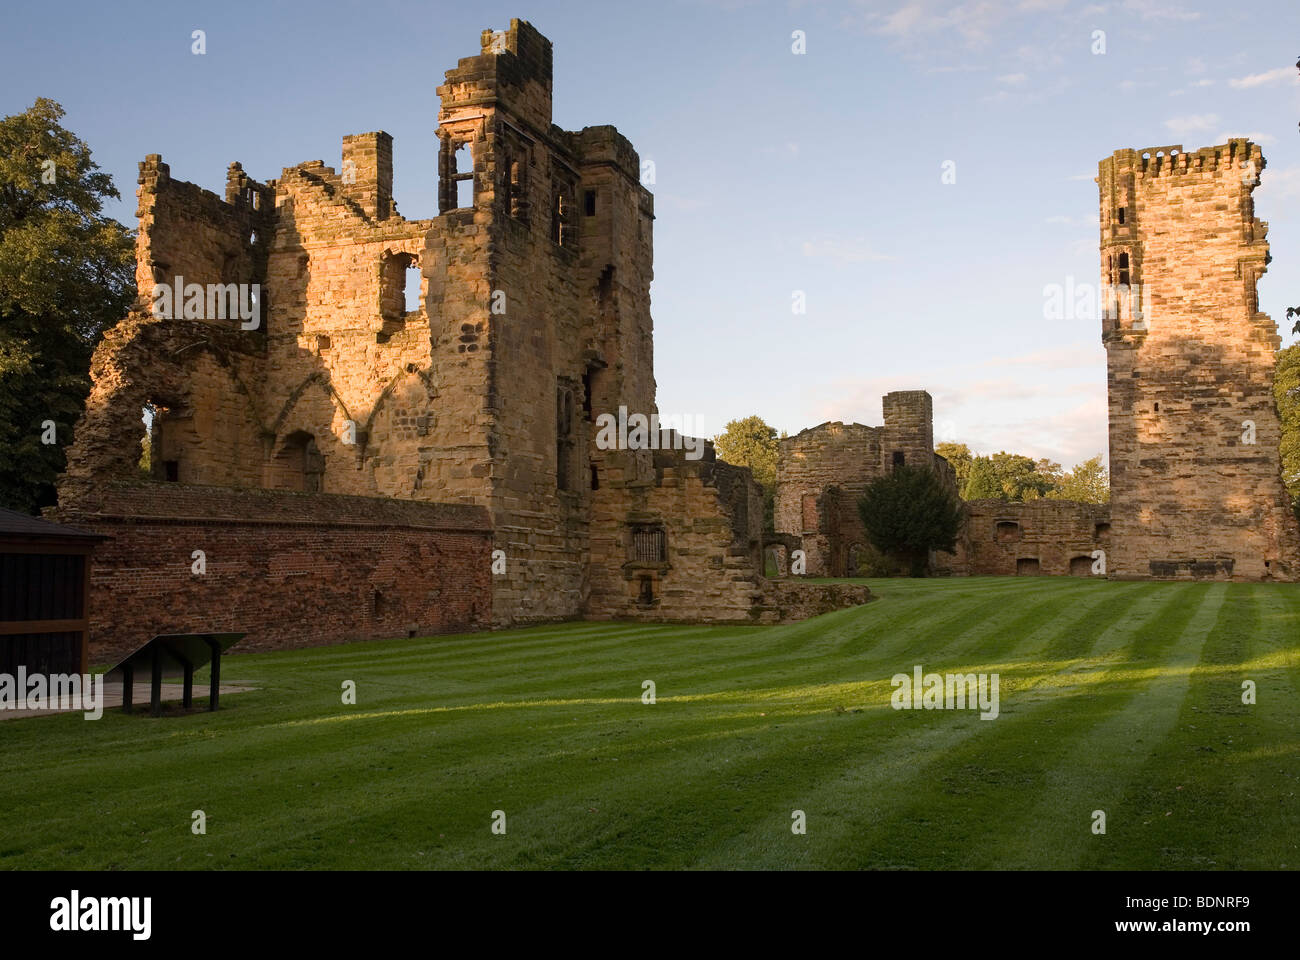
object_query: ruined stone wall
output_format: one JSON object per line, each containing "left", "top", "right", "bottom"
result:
{"left": 585, "top": 444, "right": 765, "bottom": 622}
{"left": 50, "top": 482, "right": 491, "bottom": 664}
{"left": 1100, "top": 140, "right": 1300, "bottom": 580}
{"left": 953, "top": 499, "right": 1110, "bottom": 577}
{"left": 774, "top": 391, "right": 941, "bottom": 576}
{"left": 60, "top": 18, "right": 798, "bottom": 640}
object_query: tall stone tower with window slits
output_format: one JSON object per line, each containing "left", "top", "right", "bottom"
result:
{"left": 1098, "top": 139, "right": 1300, "bottom": 580}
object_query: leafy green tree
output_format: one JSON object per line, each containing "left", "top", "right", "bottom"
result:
{"left": 962, "top": 456, "right": 1002, "bottom": 500}
{"left": 989, "top": 451, "right": 1054, "bottom": 500}
{"left": 934, "top": 442, "right": 972, "bottom": 488}
{"left": 857, "top": 465, "right": 964, "bottom": 577}
{"left": 1048, "top": 454, "right": 1110, "bottom": 504}
{"left": 0, "top": 98, "right": 134, "bottom": 513}
{"left": 714, "top": 415, "right": 783, "bottom": 532}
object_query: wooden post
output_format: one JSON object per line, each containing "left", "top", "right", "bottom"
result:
{"left": 122, "top": 663, "right": 133, "bottom": 713}
{"left": 150, "top": 643, "right": 162, "bottom": 717}
{"left": 182, "top": 657, "right": 193, "bottom": 710}
{"left": 206, "top": 637, "right": 220, "bottom": 711}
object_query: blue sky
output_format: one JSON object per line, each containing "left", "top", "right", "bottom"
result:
{"left": 4, "top": 0, "right": 1297, "bottom": 467}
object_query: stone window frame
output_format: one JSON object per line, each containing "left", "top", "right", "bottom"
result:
{"left": 377, "top": 248, "right": 422, "bottom": 342}
{"left": 627, "top": 522, "right": 668, "bottom": 567}
{"left": 995, "top": 519, "right": 1021, "bottom": 544}
{"left": 556, "top": 380, "right": 577, "bottom": 493}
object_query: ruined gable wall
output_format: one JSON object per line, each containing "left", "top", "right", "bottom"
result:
{"left": 1101, "top": 140, "right": 1300, "bottom": 580}
{"left": 585, "top": 445, "right": 769, "bottom": 622}
{"left": 775, "top": 421, "right": 882, "bottom": 575}
{"left": 259, "top": 159, "right": 443, "bottom": 501}
{"left": 60, "top": 157, "right": 271, "bottom": 495}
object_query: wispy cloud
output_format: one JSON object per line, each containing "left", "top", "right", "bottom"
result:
{"left": 1164, "top": 113, "right": 1219, "bottom": 136}
{"left": 1228, "top": 67, "right": 1296, "bottom": 90}
{"left": 1120, "top": 0, "right": 1201, "bottom": 21}
{"left": 1215, "top": 131, "right": 1276, "bottom": 147}
{"left": 800, "top": 237, "right": 898, "bottom": 264}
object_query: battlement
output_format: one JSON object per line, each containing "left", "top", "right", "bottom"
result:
{"left": 1101, "top": 139, "right": 1265, "bottom": 180}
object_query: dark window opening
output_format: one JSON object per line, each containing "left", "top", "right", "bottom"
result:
{"left": 638, "top": 577, "right": 655, "bottom": 605}
{"left": 1117, "top": 207, "right": 1125, "bottom": 224}
{"left": 163, "top": 460, "right": 179, "bottom": 483}
{"left": 1154, "top": 401, "right": 1159, "bottom": 412}
{"left": 507, "top": 159, "right": 528, "bottom": 220}
{"left": 892, "top": 450, "right": 905, "bottom": 469}
{"left": 1095, "top": 521, "right": 1111, "bottom": 538}
{"left": 556, "top": 384, "right": 575, "bottom": 491}
{"left": 274, "top": 430, "right": 325, "bottom": 493}
{"left": 584, "top": 189, "right": 596, "bottom": 216}
{"left": 582, "top": 367, "right": 595, "bottom": 420}
{"left": 631, "top": 526, "right": 667, "bottom": 563}
{"left": 1118, "top": 252, "right": 1130, "bottom": 287}
{"left": 590, "top": 464, "right": 599, "bottom": 490}
{"left": 996, "top": 520, "right": 1021, "bottom": 543}
{"left": 551, "top": 190, "right": 573, "bottom": 247}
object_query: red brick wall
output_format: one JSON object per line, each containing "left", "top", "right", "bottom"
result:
{"left": 52, "top": 481, "right": 492, "bottom": 665}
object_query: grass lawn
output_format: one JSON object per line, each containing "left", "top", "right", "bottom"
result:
{"left": 3, "top": 576, "right": 1299, "bottom": 870}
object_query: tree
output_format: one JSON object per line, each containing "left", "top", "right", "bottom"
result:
{"left": 989, "top": 451, "right": 1054, "bottom": 500}
{"left": 857, "top": 465, "right": 964, "bottom": 577}
{"left": 962, "top": 456, "right": 1002, "bottom": 500}
{"left": 1048, "top": 454, "right": 1110, "bottom": 504}
{"left": 714, "top": 415, "right": 783, "bottom": 532}
{"left": 0, "top": 98, "right": 134, "bottom": 513}
{"left": 934, "top": 442, "right": 972, "bottom": 488}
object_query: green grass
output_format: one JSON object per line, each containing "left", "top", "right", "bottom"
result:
{"left": 3, "top": 576, "right": 1299, "bottom": 870}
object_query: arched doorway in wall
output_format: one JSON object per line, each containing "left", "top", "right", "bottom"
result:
{"left": 1016, "top": 557, "right": 1042, "bottom": 576}
{"left": 270, "top": 430, "right": 325, "bottom": 492}
{"left": 847, "top": 543, "right": 866, "bottom": 577}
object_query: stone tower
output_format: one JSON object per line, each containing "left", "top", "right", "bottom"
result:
{"left": 1098, "top": 139, "right": 1300, "bottom": 580}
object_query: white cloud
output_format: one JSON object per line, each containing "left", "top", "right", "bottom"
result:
{"left": 1256, "top": 165, "right": 1300, "bottom": 200}
{"left": 1214, "top": 131, "right": 1276, "bottom": 147}
{"left": 1120, "top": 0, "right": 1200, "bottom": 21}
{"left": 996, "top": 72, "right": 1028, "bottom": 85}
{"left": 800, "top": 237, "right": 898, "bottom": 264}
{"left": 1163, "top": 113, "right": 1219, "bottom": 136}
{"left": 1191, "top": 78, "right": 1214, "bottom": 87}
{"left": 1228, "top": 67, "right": 1296, "bottom": 90}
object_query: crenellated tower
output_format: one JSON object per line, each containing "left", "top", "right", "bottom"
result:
{"left": 1098, "top": 139, "right": 1300, "bottom": 580}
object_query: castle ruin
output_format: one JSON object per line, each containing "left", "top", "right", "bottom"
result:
{"left": 774, "top": 139, "right": 1299, "bottom": 582}
{"left": 54, "top": 20, "right": 866, "bottom": 662}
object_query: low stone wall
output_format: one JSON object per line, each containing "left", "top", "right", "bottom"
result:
{"left": 954, "top": 498, "right": 1111, "bottom": 577}
{"left": 753, "top": 579, "right": 873, "bottom": 623}
{"left": 50, "top": 481, "right": 492, "bottom": 664}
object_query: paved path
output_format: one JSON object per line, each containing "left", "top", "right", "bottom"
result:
{"left": 1, "top": 680, "right": 254, "bottom": 719}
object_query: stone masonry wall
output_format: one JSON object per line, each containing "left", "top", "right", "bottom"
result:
{"left": 774, "top": 391, "right": 950, "bottom": 576}
{"left": 953, "top": 499, "right": 1111, "bottom": 577}
{"left": 59, "top": 19, "right": 820, "bottom": 642}
{"left": 1100, "top": 140, "right": 1300, "bottom": 580}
